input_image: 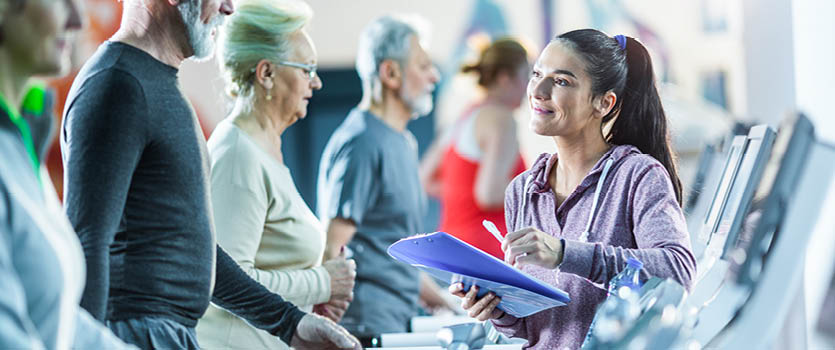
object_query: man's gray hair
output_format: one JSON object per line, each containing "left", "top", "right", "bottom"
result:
{"left": 355, "top": 15, "right": 418, "bottom": 86}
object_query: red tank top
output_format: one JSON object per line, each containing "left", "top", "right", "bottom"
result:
{"left": 436, "top": 111, "right": 526, "bottom": 259}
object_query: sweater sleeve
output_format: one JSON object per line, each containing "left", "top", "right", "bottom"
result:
{"left": 242, "top": 266, "right": 331, "bottom": 306}
{"left": 490, "top": 313, "right": 528, "bottom": 340}
{"left": 211, "top": 245, "right": 307, "bottom": 345}
{"left": 212, "top": 180, "right": 331, "bottom": 307}
{"left": 559, "top": 164, "right": 697, "bottom": 290}
{"left": 61, "top": 70, "right": 147, "bottom": 320}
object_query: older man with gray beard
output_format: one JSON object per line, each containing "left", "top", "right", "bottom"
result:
{"left": 60, "top": 0, "right": 360, "bottom": 348}
{"left": 317, "top": 15, "right": 441, "bottom": 345}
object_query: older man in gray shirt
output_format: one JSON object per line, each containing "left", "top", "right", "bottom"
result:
{"left": 317, "top": 16, "right": 440, "bottom": 344}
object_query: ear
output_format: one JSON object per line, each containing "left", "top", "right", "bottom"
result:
{"left": 167, "top": 0, "right": 180, "bottom": 6}
{"left": 592, "top": 91, "right": 617, "bottom": 119}
{"left": 254, "top": 59, "right": 275, "bottom": 90}
{"left": 377, "top": 59, "right": 402, "bottom": 90}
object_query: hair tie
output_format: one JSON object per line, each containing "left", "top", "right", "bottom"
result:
{"left": 614, "top": 35, "right": 627, "bottom": 51}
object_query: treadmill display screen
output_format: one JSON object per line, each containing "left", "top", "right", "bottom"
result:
{"left": 729, "top": 114, "right": 815, "bottom": 286}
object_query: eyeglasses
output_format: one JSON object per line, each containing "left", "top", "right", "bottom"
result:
{"left": 277, "top": 61, "right": 318, "bottom": 81}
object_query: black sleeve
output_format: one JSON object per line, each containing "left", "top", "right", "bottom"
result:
{"left": 211, "top": 245, "right": 306, "bottom": 345}
{"left": 61, "top": 70, "right": 147, "bottom": 321}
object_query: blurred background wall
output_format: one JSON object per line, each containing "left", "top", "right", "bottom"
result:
{"left": 43, "top": 0, "right": 835, "bottom": 227}
{"left": 48, "top": 0, "right": 752, "bottom": 203}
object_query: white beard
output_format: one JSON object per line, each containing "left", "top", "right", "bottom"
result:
{"left": 178, "top": 0, "right": 223, "bottom": 61}
{"left": 401, "top": 86, "right": 434, "bottom": 119}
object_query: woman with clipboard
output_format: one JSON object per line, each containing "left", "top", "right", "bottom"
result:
{"left": 451, "top": 29, "right": 696, "bottom": 349}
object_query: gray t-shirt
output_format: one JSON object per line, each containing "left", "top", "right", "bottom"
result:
{"left": 317, "top": 108, "right": 427, "bottom": 336}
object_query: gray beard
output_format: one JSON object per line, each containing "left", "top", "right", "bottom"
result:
{"left": 401, "top": 85, "right": 434, "bottom": 119}
{"left": 178, "top": 0, "right": 221, "bottom": 60}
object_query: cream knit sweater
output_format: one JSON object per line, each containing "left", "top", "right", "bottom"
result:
{"left": 196, "top": 120, "right": 330, "bottom": 350}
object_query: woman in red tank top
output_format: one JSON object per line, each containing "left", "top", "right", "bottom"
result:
{"left": 420, "top": 38, "right": 530, "bottom": 259}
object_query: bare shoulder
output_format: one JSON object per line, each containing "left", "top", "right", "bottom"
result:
{"left": 474, "top": 104, "right": 516, "bottom": 138}
{"left": 475, "top": 104, "right": 514, "bottom": 124}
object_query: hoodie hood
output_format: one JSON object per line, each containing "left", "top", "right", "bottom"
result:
{"left": 526, "top": 144, "right": 643, "bottom": 194}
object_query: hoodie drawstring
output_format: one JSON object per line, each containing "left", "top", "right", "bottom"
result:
{"left": 578, "top": 158, "right": 614, "bottom": 242}
{"left": 516, "top": 174, "right": 535, "bottom": 231}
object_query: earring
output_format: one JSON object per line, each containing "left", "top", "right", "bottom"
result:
{"left": 265, "top": 87, "right": 272, "bottom": 101}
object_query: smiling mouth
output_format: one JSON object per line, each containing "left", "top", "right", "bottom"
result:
{"left": 532, "top": 106, "right": 554, "bottom": 115}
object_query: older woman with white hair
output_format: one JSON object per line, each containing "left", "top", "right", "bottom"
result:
{"left": 195, "top": 0, "right": 356, "bottom": 349}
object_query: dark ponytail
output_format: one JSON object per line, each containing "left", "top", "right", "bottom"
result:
{"left": 556, "top": 29, "right": 682, "bottom": 206}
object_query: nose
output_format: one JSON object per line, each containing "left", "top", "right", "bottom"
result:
{"left": 65, "top": 0, "right": 83, "bottom": 31}
{"left": 529, "top": 77, "right": 550, "bottom": 102}
{"left": 220, "top": 0, "right": 234, "bottom": 15}
{"left": 311, "top": 74, "right": 323, "bottom": 90}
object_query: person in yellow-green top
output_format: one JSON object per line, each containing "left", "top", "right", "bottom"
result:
{"left": 0, "top": 0, "right": 133, "bottom": 347}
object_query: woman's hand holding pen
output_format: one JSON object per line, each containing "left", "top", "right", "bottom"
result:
{"left": 502, "top": 227, "right": 563, "bottom": 270}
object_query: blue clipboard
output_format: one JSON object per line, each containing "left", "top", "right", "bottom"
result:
{"left": 388, "top": 232, "right": 570, "bottom": 317}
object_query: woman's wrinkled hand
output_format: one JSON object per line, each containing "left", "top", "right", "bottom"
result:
{"left": 314, "top": 299, "right": 350, "bottom": 323}
{"left": 322, "top": 258, "right": 356, "bottom": 301}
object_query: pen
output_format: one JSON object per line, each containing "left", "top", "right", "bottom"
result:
{"left": 482, "top": 220, "right": 504, "bottom": 244}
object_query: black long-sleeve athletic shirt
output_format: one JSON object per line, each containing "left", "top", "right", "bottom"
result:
{"left": 61, "top": 41, "right": 304, "bottom": 344}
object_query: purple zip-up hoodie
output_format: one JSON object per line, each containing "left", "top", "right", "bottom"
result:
{"left": 492, "top": 144, "right": 696, "bottom": 349}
